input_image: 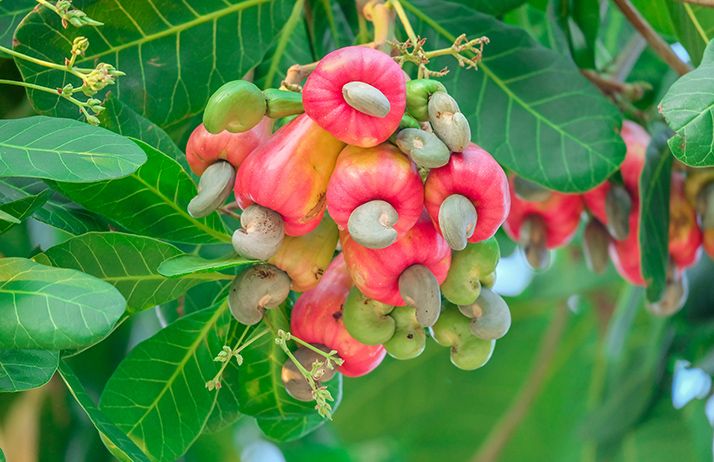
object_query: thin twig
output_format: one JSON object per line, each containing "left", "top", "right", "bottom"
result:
{"left": 612, "top": 0, "right": 692, "bottom": 75}
{"left": 581, "top": 69, "right": 649, "bottom": 100}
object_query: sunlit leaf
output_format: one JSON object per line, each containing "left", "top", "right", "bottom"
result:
{"left": 0, "top": 116, "right": 146, "bottom": 182}
{"left": 99, "top": 303, "right": 231, "bottom": 461}
{"left": 54, "top": 140, "right": 230, "bottom": 244}
{"left": 0, "top": 258, "right": 125, "bottom": 350}
{"left": 34, "top": 232, "right": 229, "bottom": 314}
{"left": 0, "top": 349, "right": 58, "bottom": 392}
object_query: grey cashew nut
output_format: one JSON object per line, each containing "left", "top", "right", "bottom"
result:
{"left": 520, "top": 214, "right": 550, "bottom": 270}
{"left": 187, "top": 161, "right": 236, "bottom": 218}
{"left": 347, "top": 200, "right": 399, "bottom": 249}
{"left": 398, "top": 264, "right": 442, "bottom": 327}
{"left": 427, "top": 91, "right": 471, "bottom": 152}
{"left": 458, "top": 287, "right": 511, "bottom": 340}
{"left": 605, "top": 183, "right": 632, "bottom": 240}
{"left": 583, "top": 219, "right": 610, "bottom": 274}
{"left": 438, "top": 194, "right": 477, "bottom": 251}
{"left": 342, "top": 81, "right": 391, "bottom": 118}
{"left": 395, "top": 128, "right": 451, "bottom": 168}
{"left": 281, "top": 344, "right": 336, "bottom": 402}
{"left": 232, "top": 205, "right": 285, "bottom": 260}
{"left": 228, "top": 264, "right": 290, "bottom": 325}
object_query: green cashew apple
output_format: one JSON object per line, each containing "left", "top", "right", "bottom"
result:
{"left": 430, "top": 304, "right": 494, "bottom": 371}
{"left": 441, "top": 238, "right": 500, "bottom": 306}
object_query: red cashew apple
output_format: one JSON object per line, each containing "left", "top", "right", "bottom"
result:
{"left": 424, "top": 143, "right": 510, "bottom": 251}
{"left": 290, "top": 254, "right": 386, "bottom": 377}
{"left": 341, "top": 212, "right": 451, "bottom": 327}
{"left": 582, "top": 121, "right": 649, "bottom": 237}
{"left": 233, "top": 114, "right": 345, "bottom": 260}
{"left": 503, "top": 175, "right": 583, "bottom": 268}
{"left": 327, "top": 143, "right": 423, "bottom": 249}
{"left": 609, "top": 202, "right": 645, "bottom": 285}
{"left": 185, "top": 118, "right": 272, "bottom": 175}
{"left": 302, "top": 46, "right": 406, "bottom": 148}
{"left": 184, "top": 119, "right": 272, "bottom": 218}
{"left": 668, "top": 173, "right": 702, "bottom": 270}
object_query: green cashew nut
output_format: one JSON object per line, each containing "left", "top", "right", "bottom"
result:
{"left": 441, "top": 238, "right": 500, "bottom": 306}
{"left": 342, "top": 81, "right": 391, "bottom": 117}
{"left": 384, "top": 306, "right": 426, "bottom": 360}
{"left": 406, "top": 79, "right": 447, "bottom": 121}
{"left": 204, "top": 80, "right": 267, "bottom": 134}
{"left": 395, "top": 128, "right": 451, "bottom": 169}
{"left": 646, "top": 270, "right": 688, "bottom": 317}
{"left": 187, "top": 161, "right": 236, "bottom": 218}
{"left": 605, "top": 183, "right": 632, "bottom": 241}
{"left": 431, "top": 305, "right": 495, "bottom": 371}
{"left": 347, "top": 200, "right": 399, "bottom": 249}
{"left": 459, "top": 287, "right": 511, "bottom": 340}
{"left": 264, "top": 88, "right": 304, "bottom": 118}
{"left": 342, "top": 287, "right": 396, "bottom": 345}
{"left": 228, "top": 264, "right": 291, "bottom": 325}
{"left": 428, "top": 91, "right": 471, "bottom": 153}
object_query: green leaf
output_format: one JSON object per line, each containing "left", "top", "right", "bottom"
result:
{"left": 254, "top": 0, "right": 314, "bottom": 89}
{"left": 0, "top": 189, "right": 50, "bottom": 233}
{"left": 404, "top": 0, "right": 625, "bottom": 192}
{"left": 54, "top": 139, "right": 230, "bottom": 244}
{"left": 14, "top": 0, "right": 294, "bottom": 129}
{"left": 449, "top": 0, "right": 526, "bottom": 16}
{"left": 0, "top": 0, "right": 33, "bottom": 55}
{"left": 236, "top": 306, "right": 342, "bottom": 442}
{"left": 0, "top": 349, "right": 58, "bottom": 392}
{"left": 0, "top": 447, "right": 4, "bottom": 462}
{"left": 660, "top": 39, "right": 714, "bottom": 167}
{"left": 158, "top": 254, "right": 255, "bottom": 278}
{"left": 34, "top": 232, "right": 229, "bottom": 314}
{"left": 34, "top": 194, "right": 110, "bottom": 235}
{"left": 0, "top": 116, "right": 147, "bottom": 182}
{"left": 57, "top": 359, "right": 151, "bottom": 462}
{"left": 99, "top": 303, "right": 231, "bottom": 462}
{"left": 0, "top": 210, "right": 20, "bottom": 224}
{"left": 667, "top": 3, "right": 714, "bottom": 66}
{"left": 0, "top": 257, "right": 126, "bottom": 350}
{"left": 639, "top": 125, "right": 673, "bottom": 303}
{"left": 99, "top": 96, "right": 186, "bottom": 167}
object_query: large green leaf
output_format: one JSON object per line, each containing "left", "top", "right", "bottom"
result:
{"left": 668, "top": 3, "right": 714, "bottom": 66}
{"left": 660, "top": 39, "right": 714, "bottom": 167}
{"left": 404, "top": 0, "right": 625, "bottom": 192}
{"left": 99, "top": 303, "right": 231, "bottom": 462}
{"left": 449, "top": 0, "right": 526, "bottom": 16}
{"left": 158, "top": 254, "right": 255, "bottom": 278}
{"left": 0, "top": 189, "right": 50, "bottom": 233}
{"left": 0, "top": 257, "right": 125, "bottom": 350}
{"left": 54, "top": 140, "right": 230, "bottom": 244}
{"left": 0, "top": 0, "right": 33, "bottom": 55}
{"left": 14, "top": 0, "right": 293, "bottom": 129}
{"left": 236, "top": 305, "right": 342, "bottom": 442}
{"left": 57, "top": 359, "right": 151, "bottom": 462}
{"left": 99, "top": 96, "right": 185, "bottom": 166}
{"left": 638, "top": 125, "right": 673, "bottom": 303}
{"left": 254, "top": 0, "right": 314, "bottom": 89}
{"left": 0, "top": 116, "right": 147, "bottom": 182}
{"left": 33, "top": 232, "right": 229, "bottom": 314}
{"left": 0, "top": 349, "right": 58, "bottom": 392}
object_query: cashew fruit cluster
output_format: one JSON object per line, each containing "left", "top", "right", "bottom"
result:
{"left": 505, "top": 120, "right": 710, "bottom": 317}
{"left": 184, "top": 45, "right": 514, "bottom": 402}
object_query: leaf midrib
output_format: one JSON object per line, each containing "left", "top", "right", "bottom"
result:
{"left": 76, "top": 0, "right": 272, "bottom": 63}
{"left": 125, "top": 302, "right": 228, "bottom": 436}
{"left": 400, "top": 0, "right": 619, "bottom": 169}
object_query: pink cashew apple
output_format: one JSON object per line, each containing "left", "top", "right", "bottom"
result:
{"left": 290, "top": 254, "right": 386, "bottom": 377}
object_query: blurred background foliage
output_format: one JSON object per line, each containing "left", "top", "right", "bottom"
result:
{"left": 1, "top": 0, "right": 714, "bottom": 461}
